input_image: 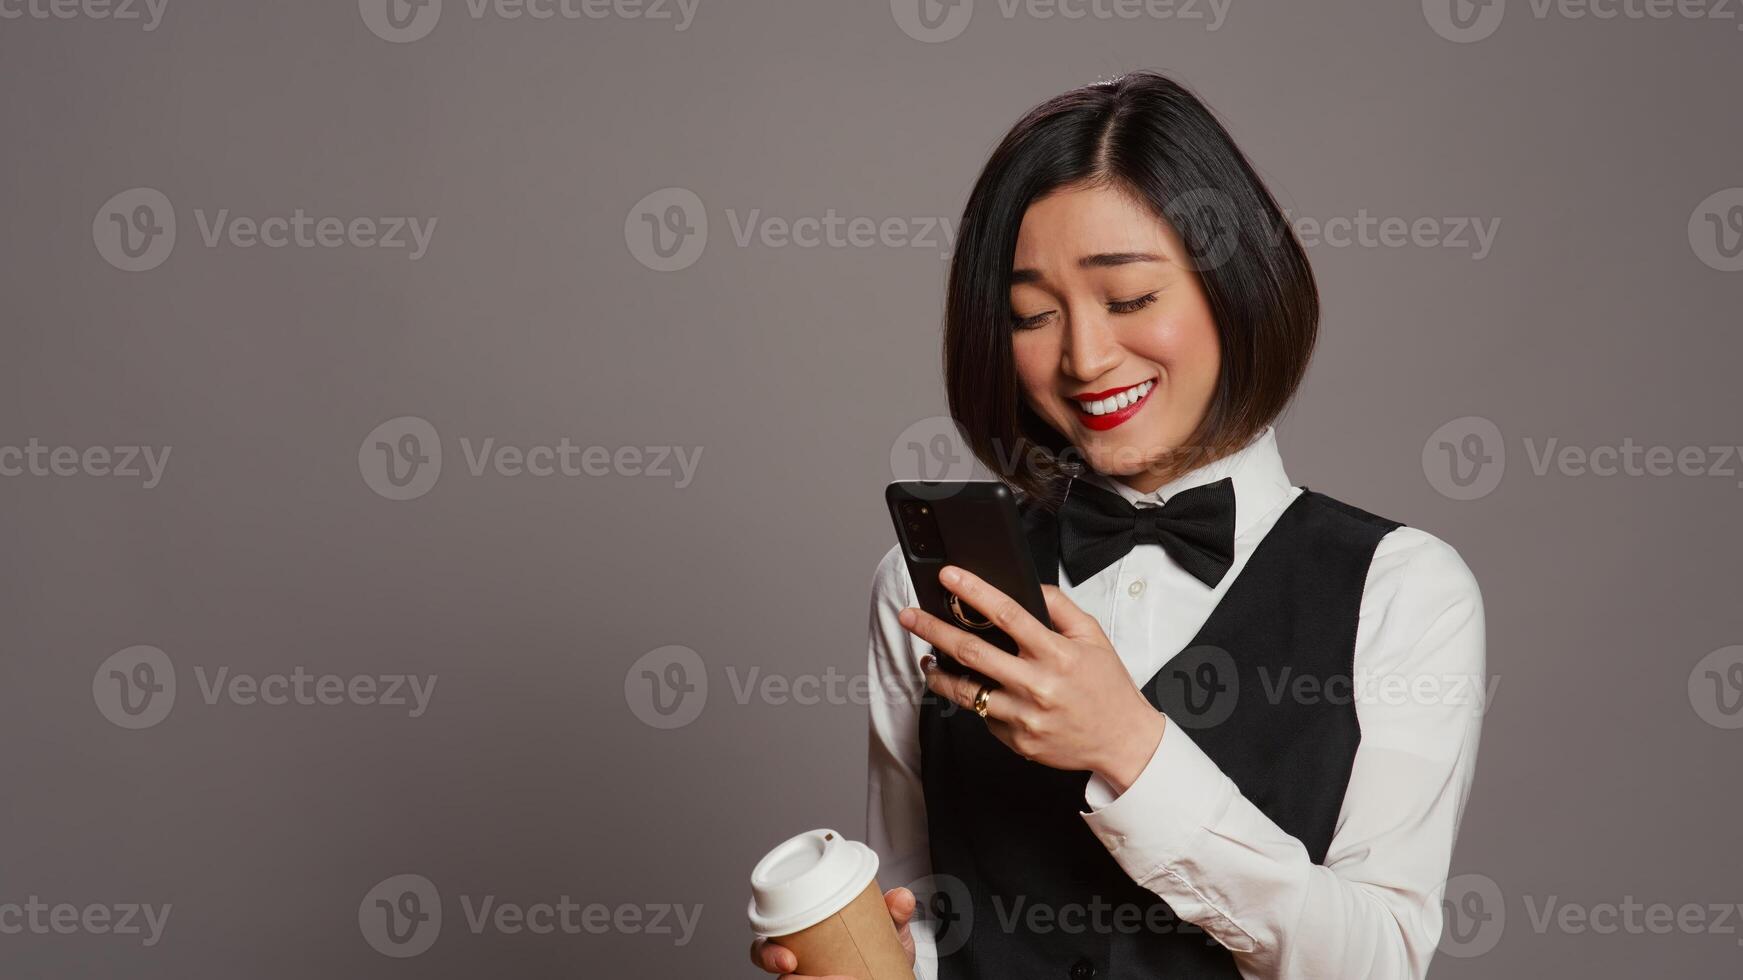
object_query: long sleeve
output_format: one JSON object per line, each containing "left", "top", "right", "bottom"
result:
{"left": 1079, "top": 527, "right": 1486, "bottom": 979}
{"left": 864, "top": 544, "right": 942, "bottom": 980}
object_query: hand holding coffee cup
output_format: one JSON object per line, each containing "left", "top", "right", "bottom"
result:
{"left": 747, "top": 830, "right": 917, "bottom": 980}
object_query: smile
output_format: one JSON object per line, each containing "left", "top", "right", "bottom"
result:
{"left": 1071, "top": 378, "right": 1155, "bottom": 431}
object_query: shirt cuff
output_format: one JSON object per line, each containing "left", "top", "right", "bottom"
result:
{"left": 1080, "top": 719, "right": 1239, "bottom": 883}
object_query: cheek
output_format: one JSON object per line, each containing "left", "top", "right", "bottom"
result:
{"left": 1010, "top": 334, "right": 1059, "bottom": 405}
{"left": 1138, "top": 305, "right": 1220, "bottom": 394}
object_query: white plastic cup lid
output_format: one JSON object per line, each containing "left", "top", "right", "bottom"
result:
{"left": 747, "top": 828, "right": 880, "bottom": 937}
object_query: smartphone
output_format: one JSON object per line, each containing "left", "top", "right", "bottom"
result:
{"left": 885, "top": 481, "right": 1053, "bottom": 677}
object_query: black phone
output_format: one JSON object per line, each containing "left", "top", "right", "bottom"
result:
{"left": 885, "top": 481, "right": 1053, "bottom": 678}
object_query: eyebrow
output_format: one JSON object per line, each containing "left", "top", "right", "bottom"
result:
{"left": 1009, "top": 251, "right": 1164, "bottom": 284}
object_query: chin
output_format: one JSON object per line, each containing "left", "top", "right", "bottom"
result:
{"left": 1071, "top": 432, "right": 1166, "bottom": 479}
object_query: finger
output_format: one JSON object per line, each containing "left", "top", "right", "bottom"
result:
{"left": 751, "top": 938, "right": 797, "bottom": 974}
{"left": 925, "top": 664, "right": 1019, "bottom": 722}
{"left": 885, "top": 887, "right": 916, "bottom": 927}
{"left": 1041, "top": 585, "right": 1109, "bottom": 644}
{"left": 901, "top": 607, "right": 1039, "bottom": 691}
{"left": 938, "top": 565, "right": 1058, "bottom": 653}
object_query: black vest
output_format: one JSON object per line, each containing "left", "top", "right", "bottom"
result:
{"left": 917, "top": 488, "right": 1402, "bottom": 980}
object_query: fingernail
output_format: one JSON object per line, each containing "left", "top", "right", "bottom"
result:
{"left": 920, "top": 655, "right": 935, "bottom": 672}
{"left": 939, "top": 566, "right": 962, "bottom": 586}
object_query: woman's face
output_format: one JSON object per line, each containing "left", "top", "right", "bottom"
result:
{"left": 1009, "top": 182, "right": 1222, "bottom": 493}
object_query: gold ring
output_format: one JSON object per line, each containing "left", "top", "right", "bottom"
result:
{"left": 972, "top": 685, "right": 993, "bottom": 719}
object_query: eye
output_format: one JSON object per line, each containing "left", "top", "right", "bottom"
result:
{"left": 1108, "top": 292, "right": 1159, "bottom": 315}
{"left": 1010, "top": 309, "right": 1054, "bottom": 331}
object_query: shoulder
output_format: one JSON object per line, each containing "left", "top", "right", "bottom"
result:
{"left": 1360, "top": 524, "right": 1486, "bottom": 679}
{"left": 1299, "top": 490, "right": 1485, "bottom": 652}
{"left": 1296, "top": 490, "right": 1481, "bottom": 606}
{"left": 1368, "top": 525, "right": 1483, "bottom": 617}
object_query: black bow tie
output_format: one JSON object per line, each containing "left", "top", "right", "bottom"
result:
{"left": 1057, "top": 477, "right": 1237, "bottom": 587}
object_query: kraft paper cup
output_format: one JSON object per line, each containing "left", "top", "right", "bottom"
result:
{"left": 748, "top": 829, "right": 913, "bottom": 980}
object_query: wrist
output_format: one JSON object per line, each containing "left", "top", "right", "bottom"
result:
{"left": 1093, "top": 702, "right": 1167, "bottom": 796}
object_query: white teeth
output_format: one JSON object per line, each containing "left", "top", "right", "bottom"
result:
{"left": 1077, "top": 380, "right": 1153, "bottom": 415}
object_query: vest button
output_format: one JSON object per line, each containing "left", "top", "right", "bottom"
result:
{"left": 1070, "top": 958, "right": 1097, "bottom": 980}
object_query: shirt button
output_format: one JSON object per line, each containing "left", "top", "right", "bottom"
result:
{"left": 1070, "top": 958, "right": 1097, "bottom": 980}
{"left": 1127, "top": 579, "right": 1146, "bottom": 597}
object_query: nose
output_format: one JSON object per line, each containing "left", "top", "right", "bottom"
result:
{"left": 1059, "top": 304, "right": 1123, "bottom": 382}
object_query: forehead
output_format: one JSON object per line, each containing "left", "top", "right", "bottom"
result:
{"left": 1012, "top": 183, "right": 1182, "bottom": 266}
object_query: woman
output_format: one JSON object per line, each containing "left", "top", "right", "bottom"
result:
{"left": 753, "top": 70, "right": 1484, "bottom": 980}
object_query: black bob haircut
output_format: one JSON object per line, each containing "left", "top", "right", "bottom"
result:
{"left": 944, "top": 70, "right": 1318, "bottom": 507}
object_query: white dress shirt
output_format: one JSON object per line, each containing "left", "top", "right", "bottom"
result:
{"left": 865, "top": 427, "right": 1486, "bottom": 980}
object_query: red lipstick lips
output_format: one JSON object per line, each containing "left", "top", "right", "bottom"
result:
{"left": 1072, "top": 378, "right": 1155, "bottom": 431}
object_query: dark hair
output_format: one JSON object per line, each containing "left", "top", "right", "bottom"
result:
{"left": 944, "top": 70, "right": 1318, "bottom": 507}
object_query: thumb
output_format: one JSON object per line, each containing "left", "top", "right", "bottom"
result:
{"left": 1042, "top": 585, "right": 1107, "bottom": 643}
{"left": 884, "top": 886, "right": 916, "bottom": 928}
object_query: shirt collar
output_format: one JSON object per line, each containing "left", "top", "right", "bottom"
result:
{"left": 1077, "top": 426, "right": 1292, "bottom": 539}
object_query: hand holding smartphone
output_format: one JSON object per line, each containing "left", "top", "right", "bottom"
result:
{"left": 885, "top": 482, "right": 1052, "bottom": 679}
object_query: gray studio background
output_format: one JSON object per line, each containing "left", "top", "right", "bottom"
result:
{"left": 3, "top": 0, "right": 1742, "bottom": 976}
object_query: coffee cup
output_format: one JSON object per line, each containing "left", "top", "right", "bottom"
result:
{"left": 748, "top": 829, "right": 913, "bottom": 980}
